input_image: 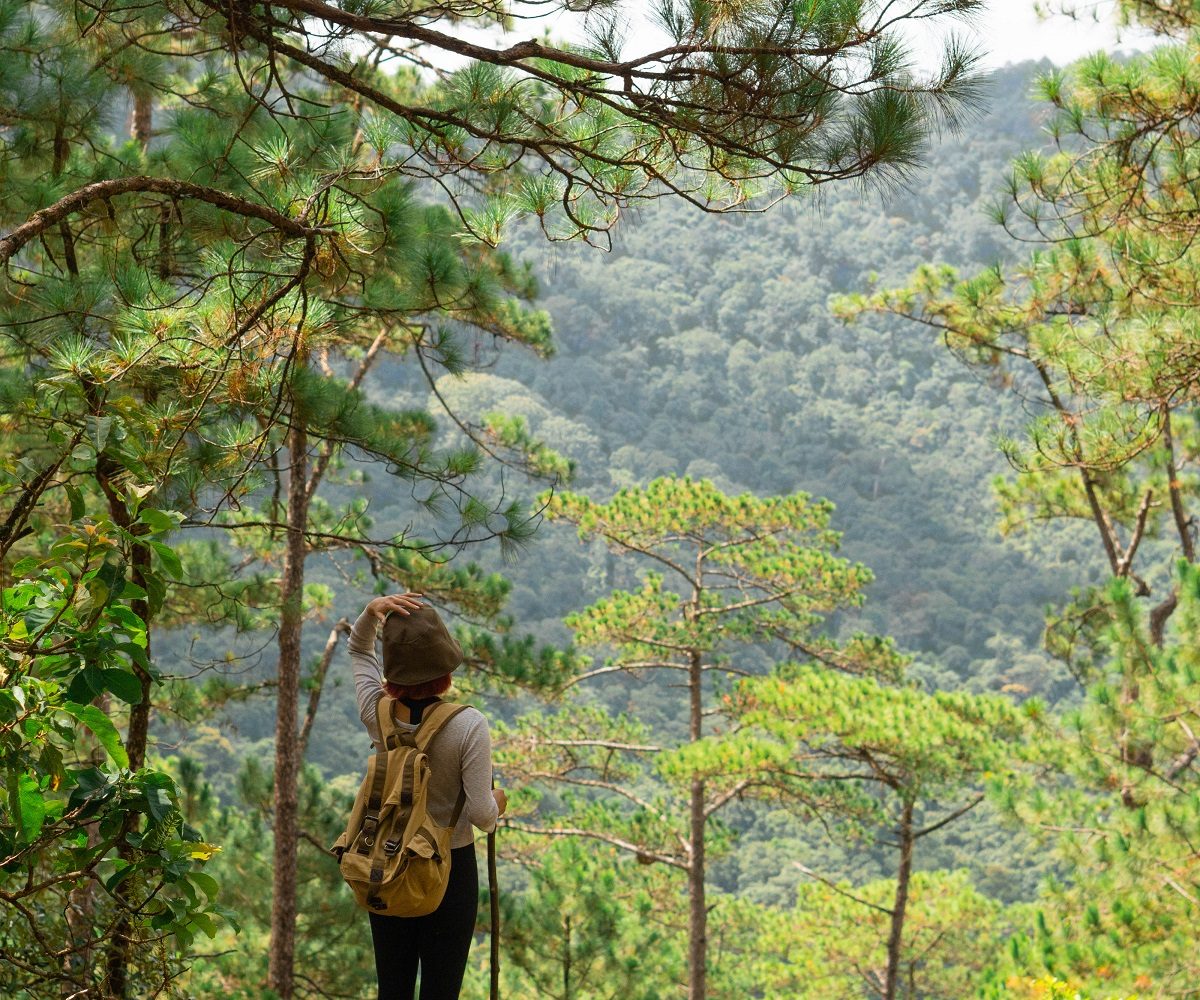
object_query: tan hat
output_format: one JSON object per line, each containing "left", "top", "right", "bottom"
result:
{"left": 380, "top": 604, "right": 463, "bottom": 685}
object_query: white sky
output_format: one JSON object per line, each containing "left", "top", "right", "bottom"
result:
{"left": 494, "top": 0, "right": 1159, "bottom": 71}
{"left": 944, "top": 0, "right": 1156, "bottom": 68}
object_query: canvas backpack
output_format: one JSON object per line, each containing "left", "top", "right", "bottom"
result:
{"left": 331, "top": 697, "right": 468, "bottom": 916}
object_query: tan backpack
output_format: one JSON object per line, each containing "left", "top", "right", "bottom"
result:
{"left": 331, "top": 698, "right": 468, "bottom": 916}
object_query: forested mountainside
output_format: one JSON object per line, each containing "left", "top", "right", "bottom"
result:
{"left": 174, "top": 54, "right": 1073, "bottom": 955}
{"left": 15, "top": 0, "right": 1200, "bottom": 994}
{"left": 356, "top": 57, "right": 1084, "bottom": 694}
{"left": 197, "top": 59, "right": 1075, "bottom": 777}
{"left": 477, "top": 58, "right": 1087, "bottom": 698}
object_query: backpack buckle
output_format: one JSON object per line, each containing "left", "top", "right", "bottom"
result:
{"left": 361, "top": 814, "right": 379, "bottom": 848}
{"left": 384, "top": 838, "right": 402, "bottom": 856}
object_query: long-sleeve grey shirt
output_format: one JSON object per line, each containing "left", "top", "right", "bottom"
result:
{"left": 349, "top": 609, "right": 498, "bottom": 849}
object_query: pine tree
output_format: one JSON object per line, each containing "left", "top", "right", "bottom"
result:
{"left": 499, "top": 476, "right": 904, "bottom": 1000}
{"left": 837, "top": 3, "right": 1200, "bottom": 991}
{"left": 3, "top": 0, "right": 997, "bottom": 993}
{"left": 715, "top": 666, "right": 1030, "bottom": 998}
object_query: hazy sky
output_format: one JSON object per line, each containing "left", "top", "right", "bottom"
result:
{"left": 503, "top": 0, "right": 1160, "bottom": 70}
{"left": 958, "top": 0, "right": 1155, "bottom": 67}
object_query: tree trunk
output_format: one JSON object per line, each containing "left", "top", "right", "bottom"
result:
{"left": 562, "top": 913, "right": 571, "bottom": 1000}
{"left": 687, "top": 649, "right": 706, "bottom": 1000}
{"left": 125, "top": 538, "right": 154, "bottom": 770}
{"left": 97, "top": 474, "right": 154, "bottom": 998}
{"left": 132, "top": 92, "right": 152, "bottom": 149}
{"left": 101, "top": 91, "right": 155, "bottom": 995}
{"left": 267, "top": 420, "right": 308, "bottom": 1000}
{"left": 884, "top": 800, "right": 915, "bottom": 1000}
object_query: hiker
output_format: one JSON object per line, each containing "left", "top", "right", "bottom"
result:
{"left": 349, "top": 591, "right": 508, "bottom": 1000}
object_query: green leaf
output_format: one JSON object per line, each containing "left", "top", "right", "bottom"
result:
{"left": 191, "top": 871, "right": 220, "bottom": 901}
{"left": 10, "top": 556, "right": 39, "bottom": 577}
{"left": 87, "top": 415, "right": 113, "bottom": 454}
{"left": 62, "top": 702, "right": 129, "bottom": 769}
{"left": 15, "top": 773, "right": 46, "bottom": 843}
{"left": 145, "top": 785, "right": 174, "bottom": 822}
{"left": 144, "top": 573, "right": 166, "bottom": 618}
{"left": 99, "top": 668, "right": 144, "bottom": 705}
{"left": 148, "top": 541, "right": 182, "bottom": 580}
{"left": 108, "top": 604, "right": 146, "bottom": 631}
{"left": 191, "top": 911, "right": 218, "bottom": 938}
{"left": 105, "top": 861, "right": 134, "bottom": 893}
{"left": 66, "top": 484, "right": 86, "bottom": 522}
{"left": 114, "top": 641, "right": 151, "bottom": 670}
{"left": 65, "top": 669, "right": 101, "bottom": 705}
{"left": 137, "top": 509, "right": 180, "bottom": 534}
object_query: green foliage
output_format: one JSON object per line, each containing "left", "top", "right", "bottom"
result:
{"left": 1, "top": 5, "right": 1171, "bottom": 999}
{"left": 549, "top": 476, "right": 901, "bottom": 677}
{"left": 182, "top": 763, "right": 374, "bottom": 1000}
{"left": 0, "top": 517, "right": 223, "bottom": 997}
{"left": 497, "top": 476, "right": 920, "bottom": 994}
{"left": 840, "top": 8, "right": 1200, "bottom": 993}
{"left": 464, "top": 840, "right": 680, "bottom": 1000}
{"left": 715, "top": 869, "right": 1010, "bottom": 998}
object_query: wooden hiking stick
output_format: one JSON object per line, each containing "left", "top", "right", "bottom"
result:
{"left": 489, "top": 774, "right": 500, "bottom": 1000}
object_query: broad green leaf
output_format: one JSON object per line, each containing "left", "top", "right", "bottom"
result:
{"left": 137, "top": 508, "right": 181, "bottom": 534}
{"left": 190, "top": 870, "right": 220, "bottom": 899}
{"left": 148, "top": 541, "right": 183, "bottom": 580}
{"left": 65, "top": 669, "right": 100, "bottom": 706}
{"left": 191, "top": 911, "right": 218, "bottom": 938}
{"left": 108, "top": 604, "right": 146, "bottom": 631}
{"left": 99, "top": 668, "right": 143, "bottom": 705}
{"left": 65, "top": 484, "right": 86, "bottom": 521}
{"left": 62, "top": 702, "right": 129, "bottom": 769}
{"left": 10, "top": 556, "right": 39, "bottom": 577}
{"left": 144, "top": 572, "right": 166, "bottom": 617}
{"left": 15, "top": 773, "right": 47, "bottom": 844}
{"left": 86, "top": 415, "right": 113, "bottom": 453}
{"left": 145, "top": 785, "right": 174, "bottom": 822}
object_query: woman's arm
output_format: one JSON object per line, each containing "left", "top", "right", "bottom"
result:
{"left": 460, "top": 712, "right": 501, "bottom": 833}
{"left": 348, "top": 592, "right": 424, "bottom": 745}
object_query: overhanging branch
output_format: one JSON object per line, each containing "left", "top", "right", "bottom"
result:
{"left": 0, "top": 176, "right": 328, "bottom": 267}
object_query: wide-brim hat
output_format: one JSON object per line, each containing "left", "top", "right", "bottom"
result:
{"left": 381, "top": 604, "right": 463, "bottom": 686}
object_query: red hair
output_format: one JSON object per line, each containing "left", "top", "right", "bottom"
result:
{"left": 384, "top": 673, "right": 452, "bottom": 701}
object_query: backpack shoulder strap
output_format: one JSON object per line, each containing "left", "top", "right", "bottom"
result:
{"left": 414, "top": 702, "right": 470, "bottom": 752}
{"left": 377, "top": 695, "right": 400, "bottom": 748}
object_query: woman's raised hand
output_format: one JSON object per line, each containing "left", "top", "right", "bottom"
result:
{"left": 365, "top": 592, "right": 424, "bottom": 621}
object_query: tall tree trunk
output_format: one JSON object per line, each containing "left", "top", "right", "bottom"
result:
{"left": 267, "top": 334, "right": 376, "bottom": 994}
{"left": 884, "top": 800, "right": 915, "bottom": 1000}
{"left": 687, "top": 648, "right": 706, "bottom": 1000}
{"left": 97, "top": 468, "right": 154, "bottom": 997}
{"left": 562, "top": 913, "right": 572, "bottom": 1000}
{"left": 267, "top": 420, "right": 308, "bottom": 1000}
{"left": 103, "top": 86, "right": 156, "bottom": 999}
{"left": 132, "top": 92, "right": 152, "bottom": 149}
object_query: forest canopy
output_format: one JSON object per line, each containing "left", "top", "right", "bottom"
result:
{"left": 2, "top": 0, "right": 1198, "bottom": 999}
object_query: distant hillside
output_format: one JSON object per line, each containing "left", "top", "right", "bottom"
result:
{"left": 201, "top": 61, "right": 1085, "bottom": 774}
{"left": 443, "top": 59, "right": 1089, "bottom": 701}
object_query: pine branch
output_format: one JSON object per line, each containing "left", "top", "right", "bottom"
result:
{"left": 0, "top": 176, "right": 328, "bottom": 266}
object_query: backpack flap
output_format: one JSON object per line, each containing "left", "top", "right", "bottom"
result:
{"left": 333, "top": 700, "right": 471, "bottom": 916}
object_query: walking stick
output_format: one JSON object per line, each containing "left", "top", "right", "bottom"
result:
{"left": 489, "top": 774, "right": 500, "bottom": 1000}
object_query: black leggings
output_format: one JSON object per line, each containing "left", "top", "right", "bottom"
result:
{"left": 368, "top": 843, "right": 478, "bottom": 1000}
